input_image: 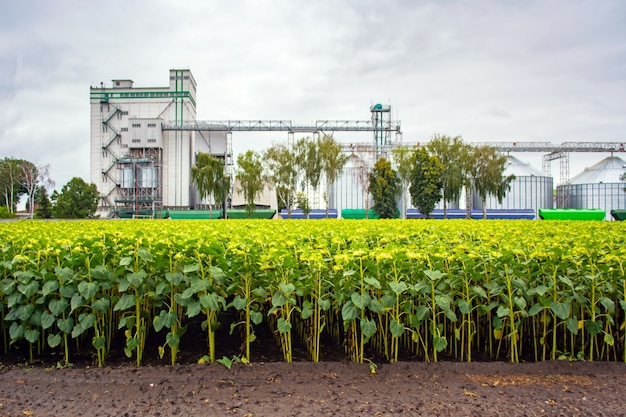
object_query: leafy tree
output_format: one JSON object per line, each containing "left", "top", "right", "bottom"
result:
{"left": 236, "top": 150, "right": 264, "bottom": 218}
{"left": 409, "top": 148, "right": 444, "bottom": 218}
{"left": 427, "top": 135, "right": 467, "bottom": 218}
{"left": 466, "top": 146, "right": 515, "bottom": 219}
{"left": 0, "top": 158, "right": 28, "bottom": 213}
{"left": 318, "top": 135, "right": 349, "bottom": 218}
{"left": 368, "top": 158, "right": 400, "bottom": 219}
{"left": 0, "top": 206, "right": 15, "bottom": 219}
{"left": 34, "top": 186, "right": 53, "bottom": 219}
{"left": 21, "top": 162, "right": 54, "bottom": 219}
{"left": 294, "top": 136, "right": 321, "bottom": 194}
{"left": 263, "top": 144, "right": 298, "bottom": 218}
{"left": 391, "top": 145, "right": 415, "bottom": 219}
{"left": 52, "top": 177, "right": 99, "bottom": 218}
{"left": 191, "top": 153, "right": 230, "bottom": 218}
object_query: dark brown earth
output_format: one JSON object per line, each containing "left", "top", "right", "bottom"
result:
{"left": 1, "top": 359, "right": 625, "bottom": 417}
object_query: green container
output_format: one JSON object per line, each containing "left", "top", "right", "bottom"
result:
{"left": 341, "top": 209, "right": 381, "bottom": 219}
{"left": 166, "top": 210, "right": 222, "bottom": 220}
{"left": 610, "top": 210, "right": 626, "bottom": 221}
{"left": 538, "top": 209, "right": 605, "bottom": 221}
{"left": 226, "top": 209, "right": 276, "bottom": 219}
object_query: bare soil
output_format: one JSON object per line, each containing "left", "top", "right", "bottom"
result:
{"left": 0, "top": 359, "right": 624, "bottom": 417}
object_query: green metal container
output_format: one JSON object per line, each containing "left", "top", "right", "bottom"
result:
{"left": 538, "top": 209, "right": 606, "bottom": 221}
{"left": 610, "top": 210, "right": 626, "bottom": 221}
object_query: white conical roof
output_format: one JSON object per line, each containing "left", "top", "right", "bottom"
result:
{"left": 570, "top": 156, "right": 626, "bottom": 184}
{"left": 504, "top": 155, "right": 548, "bottom": 177}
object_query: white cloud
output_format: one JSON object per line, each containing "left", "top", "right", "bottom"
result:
{"left": 0, "top": 0, "right": 624, "bottom": 189}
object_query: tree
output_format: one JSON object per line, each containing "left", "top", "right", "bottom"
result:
{"left": 391, "top": 145, "right": 416, "bottom": 219}
{"left": 409, "top": 148, "right": 444, "bottom": 218}
{"left": 368, "top": 158, "right": 400, "bottom": 219}
{"left": 34, "top": 186, "right": 53, "bottom": 219}
{"left": 263, "top": 144, "right": 299, "bottom": 218}
{"left": 0, "top": 158, "right": 28, "bottom": 213}
{"left": 52, "top": 177, "right": 99, "bottom": 218}
{"left": 21, "top": 162, "right": 54, "bottom": 219}
{"left": 236, "top": 150, "right": 264, "bottom": 218}
{"left": 318, "top": 135, "right": 349, "bottom": 218}
{"left": 191, "top": 153, "right": 230, "bottom": 218}
{"left": 427, "top": 135, "right": 467, "bottom": 219}
{"left": 467, "top": 146, "right": 515, "bottom": 219}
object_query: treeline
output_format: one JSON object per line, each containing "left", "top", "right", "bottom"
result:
{"left": 193, "top": 135, "right": 514, "bottom": 219}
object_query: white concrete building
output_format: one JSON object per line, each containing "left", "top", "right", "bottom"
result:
{"left": 90, "top": 69, "right": 228, "bottom": 217}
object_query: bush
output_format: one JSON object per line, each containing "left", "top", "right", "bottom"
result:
{"left": 0, "top": 207, "right": 15, "bottom": 219}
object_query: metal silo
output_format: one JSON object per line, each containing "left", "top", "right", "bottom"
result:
{"left": 557, "top": 156, "right": 626, "bottom": 220}
{"left": 473, "top": 155, "right": 553, "bottom": 217}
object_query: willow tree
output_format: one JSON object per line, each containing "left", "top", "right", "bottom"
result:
{"left": 236, "top": 150, "right": 264, "bottom": 218}
{"left": 368, "top": 158, "right": 400, "bottom": 219}
{"left": 466, "top": 145, "right": 515, "bottom": 219}
{"left": 391, "top": 145, "right": 415, "bottom": 219}
{"left": 264, "top": 144, "right": 298, "bottom": 218}
{"left": 409, "top": 148, "right": 443, "bottom": 218}
{"left": 191, "top": 153, "right": 229, "bottom": 218}
{"left": 319, "top": 135, "right": 348, "bottom": 218}
{"left": 427, "top": 135, "right": 467, "bottom": 218}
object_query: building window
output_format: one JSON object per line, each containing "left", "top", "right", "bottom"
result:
{"left": 147, "top": 123, "right": 157, "bottom": 128}
{"left": 131, "top": 123, "right": 141, "bottom": 128}
{"left": 121, "top": 111, "right": 128, "bottom": 116}
{"left": 147, "top": 139, "right": 156, "bottom": 143}
{"left": 121, "top": 127, "right": 128, "bottom": 132}
{"left": 132, "top": 139, "right": 141, "bottom": 143}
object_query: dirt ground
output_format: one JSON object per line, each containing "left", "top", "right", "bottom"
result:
{"left": 0, "top": 359, "right": 624, "bottom": 417}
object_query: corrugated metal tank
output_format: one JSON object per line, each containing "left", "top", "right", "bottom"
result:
{"left": 557, "top": 156, "right": 626, "bottom": 220}
{"left": 330, "top": 154, "right": 372, "bottom": 211}
{"left": 473, "top": 155, "right": 553, "bottom": 216}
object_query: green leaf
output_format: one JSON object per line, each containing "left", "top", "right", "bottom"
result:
{"left": 301, "top": 300, "right": 313, "bottom": 320}
{"left": 604, "top": 333, "right": 615, "bottom": 346}
{"left": 472, "top": 286, "right": 488, "bottom": 299}
{"left": 180, "top": 287, "right": 195, "bottom": 299}
{"left": 127, "top": 270, "right": 146, "bottom": 287}
{"left": 620, "top": 300, "right": 626, "bottom": 311}
{"left": 17, "top": 281, "right": 39, "bottom": 298}
{"left": 217, "top": 356, "right": 233, "bottom": 369}
{"left": 48, "top": 333, "right": 62, "bottom": 348}
{"left": 57, "top": 317, "right": 74, "bottom": 334}
{"left": 119, "top": 256, "right": 133, "bottom": 267}
{"left": 183, "top": 263, "right": 200, "bottom": 274}
{"left": 351, "top": 292, "right": 370, "bottom": 310}
{"left": 278, "top": 282, "right": 296, "bottom": 294}
{"left": 41, "top": 280, "right": 59, "bottom": 297}
{"left": 250, "top": 310, "right": 263, "bottom": 325}
{"left": 584, "top": 320, "right": 602, "bottom": 336}
{"left": 9, "top": 322, "right": 25, "bottom": 341}
{"left": 341, "top": 301, "right": 358, "bottom": 322}
{"left": 599, "top": 297, "right": 615, "bottom": 313}
{"left": 70, "top": 294, "right": 84, "bottom": 313}
{"left": 360, "top": 317, "right": 376, "bottom": 341}
{"left": 277, "top": 318, "right": 292, "bottom": 334}
{"left": 433, "top": 335, "right": 447, "bottom": 352}
{"left": 200, "top": 293, "right": 220, "bottom": 311}
{"left": 78, "top": 281, "right": 98, "bottom": 299}
{"left": 514, "top": 296, "right": 527, "bottom": 311}
{"left": 424, "top": 269, "right": 443, "bottom": 281}
{"left": 114, "top": 293, "right": 136, "bottom": 311}
{"left": 368, "top": 298, "right": 384, "bottom": 314}
{"left": 390, "top": 319, "right": 404, "bottom": 337}
{"left": 565, "top": 317, "right": 579, "bottom": 335}
{"left": 49, "top": 298, "right": 68, "bottom": 316}
{"left": 17, "top": 304, "right": 35, "bottom": 321}
{"left": 388, "top": 281, "right": 407, "bottom": 295}
{"left": 166, "top": 332, "right": 180, "bottom": 348}
{"left": 272, "top": 292, "right": 288, "bottom": 308}
{"left": 549, "top": 301, "right": 570, "bottom": 320}
{"left": 25, "top": 328, "right": 40, "bottom": 344}
{"left": 364, "top": 277, "right": 381, "bottom": 290}
{"left": 41, "top": 311, "right": 55, "bottom": 329}
{"left": 533, "top": 285, "right": 549, "bottom": 297}
{"left": 458, "top": 299, "right": 471, "bottom": 315}
{"left": 137, "top": 248, "right": 153, "bottom": 263}
{"left": 496, "top": 306, "right": 510, "bottom": 318}
{"left": 93, "top": 336, "right": 106, "bottom": 350}
{"left": 318, "top": 298, "right": 331, "bottom": 311}
{"left": 232, "top": 296, "right": 247, "bottom": 311}
{"left": 92, "top": 298, "right": 110, "bottom": 314}
{"left": 153, "top": 314, "right": 164, "bottom": 332}
{"left": 186, "top": 301, "right": 201, "bottom": 318}
{"left": 528, "top": 304, "right": 544, "bottom": 316}
{"left": 72, "top": 313, "right": 95, "bottom": 338}
{"left": 434, "top": 295, "right": 451, "bottom": 312}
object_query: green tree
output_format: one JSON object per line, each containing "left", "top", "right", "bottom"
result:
{"left": 236, "top": 150, "right": 265, "bottom": 218}
{"left": 467, "top": 146, "right": 515, "bottom": 219}
{"left": 34, "top": 186, "right": 53, "bottom": 219}
{"left": 52, "top": 177, "right": 99, "bottom": 218}
{"left": 409, "top": 148, "right": 444, "bottom": 218}
{"left": 191, "top": 153, "right": 230, "bottom": 218}
{"left": 368, "top": 158, "right": 400, "bottom": 219}
{"left": 427, "top": 135, "right": 467, "bottom": 218}
{"left": 318, "top": 135, "right": 349, "bottom": 218}
{"left": 0, "top": 158, "right": 29, "bottom": 213}
{"left": 391, "top": 145, "right": 416, "bottom": 219}
{"left": 263, "top": 144, "right": 298, "bottom": 218}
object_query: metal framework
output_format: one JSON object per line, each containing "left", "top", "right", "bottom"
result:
{"left": 163, "top": 119, "right": 402, "bottom": 134}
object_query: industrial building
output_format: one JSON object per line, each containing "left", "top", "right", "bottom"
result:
{"left": 90, "top": 69, "right": 229, "bottom": 217}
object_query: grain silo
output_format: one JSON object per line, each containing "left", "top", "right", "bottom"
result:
{"left": 557, "top": 156, "right": 626, "bottom": 220}
{"left": 473, "top": 155, "right": 553, "bottom": 217}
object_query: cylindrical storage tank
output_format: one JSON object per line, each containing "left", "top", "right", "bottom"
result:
{"left": 330, "top": 153, "right": 373, "bottom": 213}
{"left": 120, "top": 167, "right": 134, "bottom": 189}
{"left": 557, "top": 156, "right": 626, "bottom": 220}
{"left": 140, "top": 166, "right": 157, "bottom": 188}
{"left": 473, "top": 155, "right": 553, "bottom": 217}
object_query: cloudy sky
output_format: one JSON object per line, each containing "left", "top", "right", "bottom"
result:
{"left": 1, "top": 0, "right": 625, "bottom": 190}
